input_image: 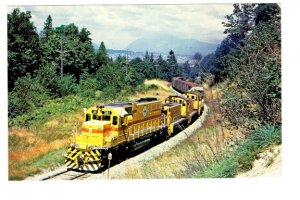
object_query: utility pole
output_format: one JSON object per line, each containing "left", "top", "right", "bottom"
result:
{"left": 60, "top": 26, "right": 65, "bottom": 80}
{"left": 126, "top": 49, "right": 128, "bottom": 75}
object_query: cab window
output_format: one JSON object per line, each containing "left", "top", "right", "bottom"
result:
{"left": 92, "top": 114, "right": 98, "bottom": 120}
{"left": 103, "top": 115, "right": 111, "bottom": 121}
{"left": 92, "top": 109, "right": 98, "bottom": 120}
{"left": 85, "top": 114, "right": 91, "bottom": 121}
{"left": 112, "top": 116, "right": 118, "bottom": 125}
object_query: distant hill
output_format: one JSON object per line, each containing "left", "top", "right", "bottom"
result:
{"left": 126, "top": 34, "right": 218, "bottom": 56}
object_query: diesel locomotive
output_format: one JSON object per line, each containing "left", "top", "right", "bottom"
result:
{"left": 65, "top": 88, "right": 204, "bottom": 171}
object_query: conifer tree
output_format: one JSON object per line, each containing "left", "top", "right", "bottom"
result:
{"left": 41, "top": 15, "right": 53, "bottom": 39}
{"left": 96, "top": 41, "right": 110, "bottom": 67}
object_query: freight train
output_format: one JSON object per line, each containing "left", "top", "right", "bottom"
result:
{"left": 172, "top": 77, "right": 198, "bottom": 93}
{"left": 172, "top": 77, "right": 205, "bottom": 94}
{"left": 65, "top": 86, "right": 204, "bottom": 172}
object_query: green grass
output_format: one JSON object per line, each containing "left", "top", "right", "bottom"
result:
{"left": 196, "top": 124, "right": 281, "bottom": 178}
{"left": 9, "top": 148, "right": 66, "bottom": 180}
{"left": 9, "top": 95, "right": 95, "bottom": 127}
{"left": 136, "top": 83, "right": 159, "bottom": 93}
{"left": 197, "top": 156, "right": 238, "bottom": 178}
{"left": 30, "top": 148, "right": 65, "bottom": 169}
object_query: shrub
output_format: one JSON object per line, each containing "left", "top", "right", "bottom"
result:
{"left": 235, "top": 124, "right": 281, "bottom": 171}
{"left": 8, "top": 76, "right": 49, "bottom": 118}
{"left": 136, "top": 84, "right": 158, "bottom": 93}
{"left": 248, "top": 125, "right": 281, "bottom": 148}
{"left": 77, "top": 77, "right": 98, "bottom": 98}
{"left": 197, "top": 124, "right": 281, "bottom": 177}
{"left": 8, "top": 95, "right": 91, "bottom": 127}
{"left": 235, "top": 140, "right": 260, "bottom": 171}
{"left": 101, "top": 85, "right": 119, "bottom": 100}
{"left": 36, "top": 64, "right": 61, "bottom": 98}
{"left": 57, "top": 75, "right": 77, "bottom": 96}
{"left": 198, "top": 157, "right": 238, "bottom": 178}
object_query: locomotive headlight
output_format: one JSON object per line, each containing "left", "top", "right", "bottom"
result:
{"left": 89, "top": 128, "right": 92, "bottom": 133}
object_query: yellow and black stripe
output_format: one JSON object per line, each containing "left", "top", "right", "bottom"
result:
{"left": 65, "top": 146, "right": 102, "bottom": 171}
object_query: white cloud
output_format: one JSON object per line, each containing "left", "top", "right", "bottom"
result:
{"left": 7, "top": 4, "right": 233, "bottom": 49}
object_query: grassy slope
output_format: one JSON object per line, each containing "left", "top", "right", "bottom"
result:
{"left": 121, "top": 84, "right": 281, "bottom": 179}
{"left": 8, "top": 79, "right": 173, "bottom": 180}
{"left": 121, "top": 85, "right": 245, "bottom": 178}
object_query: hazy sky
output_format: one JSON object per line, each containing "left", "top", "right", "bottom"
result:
{"left": 8, "top": 4, "right": 234, "bottom": 49}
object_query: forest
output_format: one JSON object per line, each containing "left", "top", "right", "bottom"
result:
{"left": 8, "top": 8, "right": 182, "bottom": 125}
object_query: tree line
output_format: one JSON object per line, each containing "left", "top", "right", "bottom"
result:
{"left": 8, "top": 8, "right": 182, "bottom": 119}
{"left": 200, "top": 4, "right": 281, "bottom": 129}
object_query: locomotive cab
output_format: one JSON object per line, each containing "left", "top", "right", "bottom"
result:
{"left": 185, "top": 92, "right": 203, "bottom": 114}
{"left": 165, "top": 95, "right": 194, "bottom": 124}
{"left": 76, "top": 106, "right": 128, "bottom": 149}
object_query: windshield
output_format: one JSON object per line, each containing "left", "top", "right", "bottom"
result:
{"left": 102, "top": 115, "right": 111, "bottom": 121}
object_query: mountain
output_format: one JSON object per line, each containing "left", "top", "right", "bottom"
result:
{"left": 126, "top": 34, "right": 218, "bottom": 56}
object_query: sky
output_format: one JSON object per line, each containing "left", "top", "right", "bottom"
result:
{"left": 7, "top": 4, "right": 233, "bottom": 49}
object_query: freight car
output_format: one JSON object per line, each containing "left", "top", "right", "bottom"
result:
{"left": 65, "top": 90, "right": 204, "bottom": 172}
{"left": 172, "top": 77, "right": 197, "bottom": 93}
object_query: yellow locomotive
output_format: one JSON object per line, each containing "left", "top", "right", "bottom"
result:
{"left": 65, "top": 97, "right": 166, "bottom": 171}
{"left": 65, "top": 91, "right": 205, "bottom": 171}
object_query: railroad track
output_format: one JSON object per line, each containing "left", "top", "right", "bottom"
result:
{"left": 42, "top": 170, "right": 92, "bottom": 180}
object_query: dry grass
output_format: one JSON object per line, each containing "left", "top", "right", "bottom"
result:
{"left": 129, "top": 79, "right": 173, "bottom": 102}
{"left": 121, "top": 86, "right": 245, "bottom": 179}
{"left": 144, "top": 79, "right": 171, "bottom": 91}
{"left": 8, "top": 103, "right": 92, "bottom": 179}
{"left": 122, "top": 126, "right": 240, "bottom": 179}
{"left": 9, "top": 138, "right": 69, "bottom": 163}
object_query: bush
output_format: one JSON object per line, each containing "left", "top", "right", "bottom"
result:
{"left": 8, "top": 95, "right": 92, "bottom": 127}
{"left": 235, "top": 124, "right": 281, "bottom": 171}
{"left": 235, "top": 140, "right": 260, "bottom": 171}
{"left": 248, "top": 125, "right": 281, "bottom": 148}
{"left": 197, "top": 124, "right": 281, "bottom": 177}
{"left": 8, "top": 76, "right": 49, "bottom": 118}
{"left": 77, "top": 77, "right": 98, "bottom": 98}
{"left": 101, "top": 85, "right": 119, "bottom": 100}
{"left": 36, "top": 64, "right": 61, "bottom": 98}
{"left": 198, "top": 157, "right": 238, "bottom": 178}
{"left": 57, "top": 75, "right": 77, "bottom": 96}
{"left": 225, "top": 21, "right": 281, "bottom": 126}
{"left": 136, "top": 84, "right": 158, "bottom": 93}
